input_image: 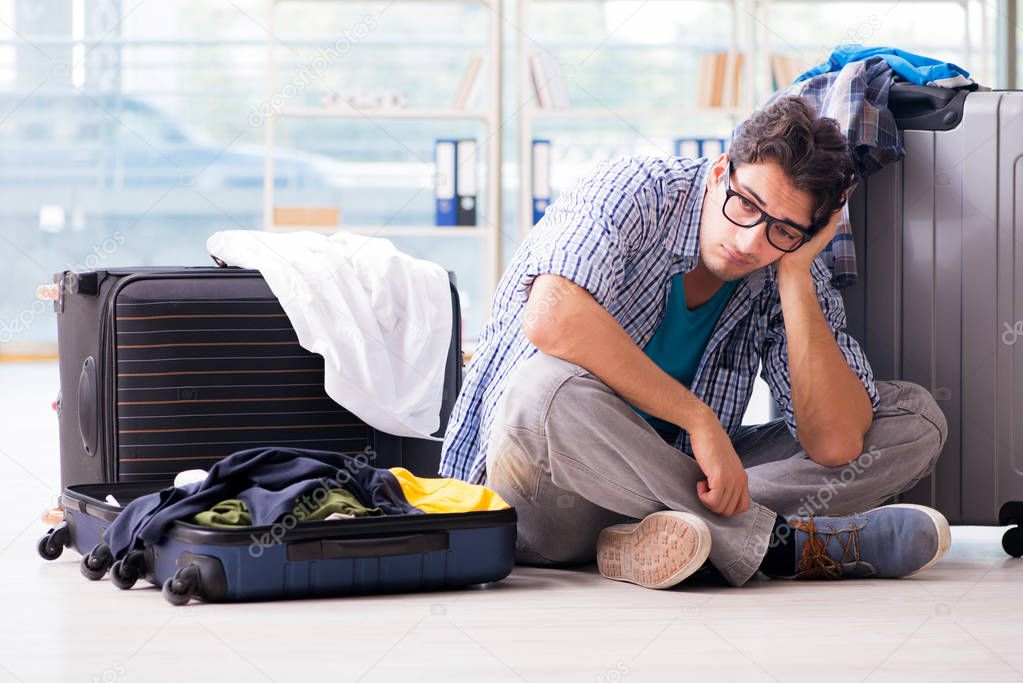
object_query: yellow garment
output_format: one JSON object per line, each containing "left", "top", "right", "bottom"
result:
{"left": 388, "top": 467, "right": 510, "bottom": 514}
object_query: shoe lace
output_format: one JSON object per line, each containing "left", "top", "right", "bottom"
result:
{"left": 790, "top": 517, "right": 864, "bottom": 579}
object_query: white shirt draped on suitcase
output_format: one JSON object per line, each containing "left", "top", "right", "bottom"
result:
{"left": 207, "top": 230, "right": 452, "bottom": 441}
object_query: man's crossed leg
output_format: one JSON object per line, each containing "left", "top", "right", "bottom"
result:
{"left": 485, "top": 353, "right": 950, "bottom": 588}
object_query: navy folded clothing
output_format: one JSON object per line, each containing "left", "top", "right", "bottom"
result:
{"left": 102, "top": 447, "right": 422, "bottom": 558}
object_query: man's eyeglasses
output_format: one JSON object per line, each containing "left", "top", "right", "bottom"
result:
{"left": 721, "top": 162, "right": 812, "bottom": 253}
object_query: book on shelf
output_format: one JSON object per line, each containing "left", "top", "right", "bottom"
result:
{"left": 320, "top": 90, "right": 407, "bottom": 110}
{"left": 710, "top": 53, "right": 726, "bottom": 107}
{"left": 529, "top": 52, "right": 570, "bottom": 110}
{"left": 770, "top": 53, "right": 805, "bottom": 91}
{"left": 721, "top": 52, "right": 744, "bottom": 108}
{"left": 453, "top": 54, "right": 484, "bottom": 109}
{"left": 696, "top": 53, "right": 716, "bottom": 108}
{"left": 696, "top": 51, "right": 744, "bottom": 108}
{"left": 529, "top": 54, "right": 552, "bottom": 109}
{"left": 273, "top": 206, "right": 340, "bottom": 228}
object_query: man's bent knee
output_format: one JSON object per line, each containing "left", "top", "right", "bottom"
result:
{"left": 493, "top": 352, "right": 589, "bottom": 435}
{"left": 867, "top": 380, "right": 948, "bottom": 493}
{"left": 876, "top": 380, "right": 949, "bottom": 448}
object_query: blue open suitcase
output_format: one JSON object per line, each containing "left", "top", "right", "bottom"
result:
{"left": 53, "top": 481, "right": 516, "bottom": 605}
{"left": 37, "top": 265, "right": 517, "bottom": 604}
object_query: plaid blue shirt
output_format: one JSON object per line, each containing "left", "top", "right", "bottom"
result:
{"left": 440, "top": 155, "right": 880, "bottom": 484}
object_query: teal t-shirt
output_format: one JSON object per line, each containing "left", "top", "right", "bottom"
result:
{"left": 631, "top": 273, "right": 739, "bottom": 437}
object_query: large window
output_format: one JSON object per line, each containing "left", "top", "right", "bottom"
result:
{"left": 0, "top": 0, "right": 1003, "bottom": 350}
{"left": 0, "top": 0, "right": 491, "bottom": 346}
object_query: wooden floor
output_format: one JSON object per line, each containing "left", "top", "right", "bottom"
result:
{"left": 3, "top": 362, "right": 1022, "bottom": 683}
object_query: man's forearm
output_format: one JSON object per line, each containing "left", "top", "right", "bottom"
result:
{"left": 776, "top": 264, "right": 873, "bottom": 466}
{"left": 524, "top": 274, "right": 715, "bottom": 433}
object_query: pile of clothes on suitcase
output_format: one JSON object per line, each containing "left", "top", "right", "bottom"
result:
{"left": 103, "top": 447, "right": 509, "bottom": 560}
{"left": 733, "top": 44, "right": 981, "bottom": 289}
{"left": 207, "top": 228, "right": 454, "bottom": 441}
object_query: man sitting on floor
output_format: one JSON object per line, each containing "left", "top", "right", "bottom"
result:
{"left": 440, "top": 95, "right": 950, "bottom": 589}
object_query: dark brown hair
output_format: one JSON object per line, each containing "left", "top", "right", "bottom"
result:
{"left": 729, "top": 95, "right": 856, "bottom": 232}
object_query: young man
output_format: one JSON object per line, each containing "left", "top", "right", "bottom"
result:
{"left": 440, "top": 95, "right": 950, "bottom": 589}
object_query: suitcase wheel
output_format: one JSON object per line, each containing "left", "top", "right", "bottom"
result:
{"left": 80, "top": 543, "right": 113, "bottom": 581}
{"left": 999, "top": 501, "right": 1023, "bottom": 526}
{"left": 37, "top": 522, "right": 69, "bottom": 561}
{"left": 162, "top": 565, "right": 200, "bottom": 606}
{"left": 110, "top": 551, "right": 146, "bottom": 590}
{"left": 1001, "top": 527, "right": 1023, "bottom": 558}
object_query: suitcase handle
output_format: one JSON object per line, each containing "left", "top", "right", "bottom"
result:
{"left": 77, "top": 356, "right": 98, "bottom": 457}
{"left": 889, "top": 82, "right": 969, "bottom": 131}
{"left": 287, "top": 531, "right": 449, "bottom": 561}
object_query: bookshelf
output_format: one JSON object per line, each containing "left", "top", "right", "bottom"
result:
{"left": 515, "top": 0, "right": 992, "bottom": 243}
{"left": 515, "top": 0, "right": 756, "bottom": 242}
{"left": 746, "top": 0, "right": 990, "bottom": 104}
{"left": 262, "top": 0, "right": 504, "bottom": 308}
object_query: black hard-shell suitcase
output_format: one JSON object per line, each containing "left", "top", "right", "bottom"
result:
{"left": 51, "top": 266, "right": 462, "bottom": 488}
{"left": 46, "top": 482, "right": 516, "bottom": 605}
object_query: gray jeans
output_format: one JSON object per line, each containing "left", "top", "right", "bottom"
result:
{"left": 484, "top": 353, "right": 949, "bottom": 587}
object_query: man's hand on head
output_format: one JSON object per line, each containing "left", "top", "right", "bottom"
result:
{"left": 777, "top": 197, "right": 845, "bottom": 277}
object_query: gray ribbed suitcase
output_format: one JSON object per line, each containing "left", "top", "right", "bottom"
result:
{"left": 844, "top": 83, "right": 1023, "bottom": 555}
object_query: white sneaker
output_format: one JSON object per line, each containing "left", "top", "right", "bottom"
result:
{"left": 596, "top": 511, "right": 712, "bottom": 589}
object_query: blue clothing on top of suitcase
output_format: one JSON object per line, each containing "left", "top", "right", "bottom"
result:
{"left": 103, "top": 447, "right": 422, "bottom": 558}
{"left": 795, "top": 45, "right": 974, "bottom": 89}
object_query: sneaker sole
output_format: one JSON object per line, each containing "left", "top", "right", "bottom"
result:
{"left": 596, "top": 511, "right": 711, "bottom": 589}
{"left": 884, "top": 503, "right": 952, "bottom": 576}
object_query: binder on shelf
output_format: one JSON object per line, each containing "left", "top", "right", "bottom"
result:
{"left": 673, "top": 137, "right": 729, "bottom": 159}
{"left": 456, "top": 139, "right": 478, "bottom": 226}
{"left": 674, "top": 138, "right": 701, "bottom": 159}
{"left": 532, "top": 138, "right": 551, "bottom": 225}
{"left": 435, "top": 139, "right": 458, "bottom": 226}
{"left": 700, "top": 138, "right": 725, "bottom": 159}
